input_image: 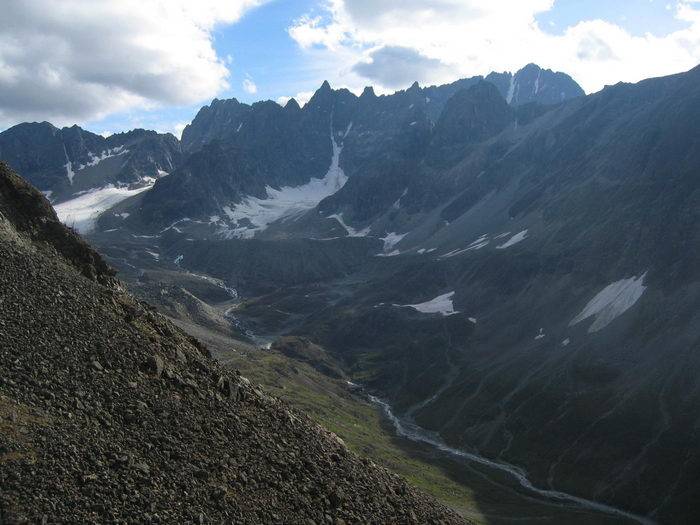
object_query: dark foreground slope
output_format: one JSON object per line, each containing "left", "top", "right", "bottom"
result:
{"left": 0, "top": 163, "right": 462, "bottom": 524}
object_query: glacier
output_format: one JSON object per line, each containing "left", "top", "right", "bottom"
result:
{"left": 55, "top": 181, "right": 155, "bottom": 233}
{"left": 219, "top": 129, "right": 348, "bottom": 239}
{"left": 400, "top": 291, "right": 459, "bottom": 316}
{"left": 569, "top": 273, "right": 647, "bottom": 332}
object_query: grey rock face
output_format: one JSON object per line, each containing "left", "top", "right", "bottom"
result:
{"left": 486, "top": 63, "right": 585, "bottom": 106}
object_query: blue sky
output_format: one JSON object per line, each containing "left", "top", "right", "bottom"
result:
{"left": 96, "top": 1, "right": 322, "bottom": 137}
{"left": 536, "top": 0, "right": 687, "bottom": 36}
{"left": 2, "top": 1, "right": 699, "bottom": 137}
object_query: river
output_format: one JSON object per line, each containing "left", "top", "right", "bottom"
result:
{"left": 367, "top": 394, "right": 655, "bottom": 525}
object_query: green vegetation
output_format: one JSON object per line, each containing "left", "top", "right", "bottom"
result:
{"left": 232, "top": 351, "right": 481, "bottom": 517}
{"left": 171, "top": 318, "right": 630, "bottom": 524}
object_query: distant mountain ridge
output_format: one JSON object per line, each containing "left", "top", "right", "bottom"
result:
{"left": 181, "top": 63, "right": 583, "bottom": 154}
{"left": 115, "top": 63, "right": 582, "bottom": 235}
{"left": 0, "top": 122, "right": 181, "bottom": 203}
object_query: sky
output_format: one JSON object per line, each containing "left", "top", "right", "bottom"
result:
{"left": 1, "top": 0, "right": 700, "bottom": 137}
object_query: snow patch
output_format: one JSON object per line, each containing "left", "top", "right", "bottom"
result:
{"left": 392, "top": 188, "right": 408, "bottom": 210}
{"left": 218, "top": 127, "right": 348, "bottom": 239}
{"left": 569, "top": 273, "right": 647, "bottom": 332}
{"left": 173, "top": 255, "right": 184, "bottom": 265}
{"left": 55, "top": 182, "right": 154, "bottom": 233}
{"left": 561, "top": 338, "right": 570, "bottom": 347}
{"left": 440, "top": 234, "right": 489, "bottom": 258}
{"left": 496, "top": 230, "right": 528, "bottom": 249}
{"left": 400, "top": 292, "right": 458, "bottom": 316}
{"left": 159, "top": 218, "right": 190, "bottom": 234}
{"left": 376, "top": 249, "right": 401, "bottom": 257}
{"left": 77, "top": 146, "right": 128, "bottom": 171}
{"left": 327, "top": 213, "right": 370, "bottom": 237}
{"left": 380, "top": 232, "right": 407, "bottom": 253}
{"left": 535, "top": 328, "right": 545, "bottom": 340}
{"left": 506, "top": 76, "right": 516, "bottom": 104}
{"left": 64, "top": 162, "right": 75, "bottom": 185}
{"left": 145, "top": 250, "right": 160, "bottom": 260}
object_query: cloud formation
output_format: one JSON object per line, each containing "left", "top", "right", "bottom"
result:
{"left": 243, "top": 77, "right": 258, "bottom": 94}
{"left": 0, "top": 0, "right": 264, "bottom": 128}
{"left": 288, "top": 0, "right": 700, "bottom": 94}
{"left": 352, "top": 46, "right": 455, "bottom": 89}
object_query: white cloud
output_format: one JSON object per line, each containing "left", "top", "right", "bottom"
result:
{"left": 288, "top": 0, "right": 700, "bottom": 94}
{"left": 352, "top": 46, "right": 456, "bottom": 89}
{"left": 173, "top": 122, "right": 188, "bottom": 139}
{"left": 242, "top": 77, "right": 258, "bottom": 94}
{"left": 276, "top": 91, "right": 314, "bottom": 108}
{"left": 0, "top": 0, "right": 265, "bottom": 128}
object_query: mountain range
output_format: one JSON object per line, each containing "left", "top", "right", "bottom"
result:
{"left": 1, "top": 62, "right": 699, "bottom": 523}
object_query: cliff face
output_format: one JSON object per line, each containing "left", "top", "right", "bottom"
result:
{"left": 0, "top": 162, "right": 463, "bottom": 524}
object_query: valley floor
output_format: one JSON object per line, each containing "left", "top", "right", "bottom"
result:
{"left": 169, "top": 315, "right": 637, "bottom": 524}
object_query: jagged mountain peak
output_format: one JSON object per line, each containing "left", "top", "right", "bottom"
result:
{"left": 284, "top": 97, "right": 301, "bottom": 111}
{"left": 360, "top": 86, "right": 376, "bottom": 99}
{"left": 306, "top": 80, "right": 341, "bottom": 110}
{"left": 485, "top": 62, "right": 585, "bottom": 106}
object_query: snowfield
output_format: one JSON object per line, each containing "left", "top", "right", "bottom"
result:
{"left": 569, "top": 273, "right": 647, "bottom": 332}
{"left": 219, "top": 130, "right": 348, "bottom": 239}
{"left": 496, "top": 230, "right": 528, "bottom": 249}
{"left": 400, "top": 291, "right": 459, "bottom": 316}
{"left": 64, "top": 162, "right": 75, "bottom": 185}
{"left": 441, "top": 234, "right": 490, "bottom": 258}
{"left": 55, "top": 182, "right": 155, "bottom": 233}
{"left": 77, "top": 146, "right": 128, "bottom": 170}
{"left": 327, "top": 213, "right": 370, "bottom": 237}
{"left": 380, "top": 232, "right": 407, "bottom": 253}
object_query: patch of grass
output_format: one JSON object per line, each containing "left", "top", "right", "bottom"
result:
{"left": 228, "top": 352, "right": 483, "bottom": 518}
